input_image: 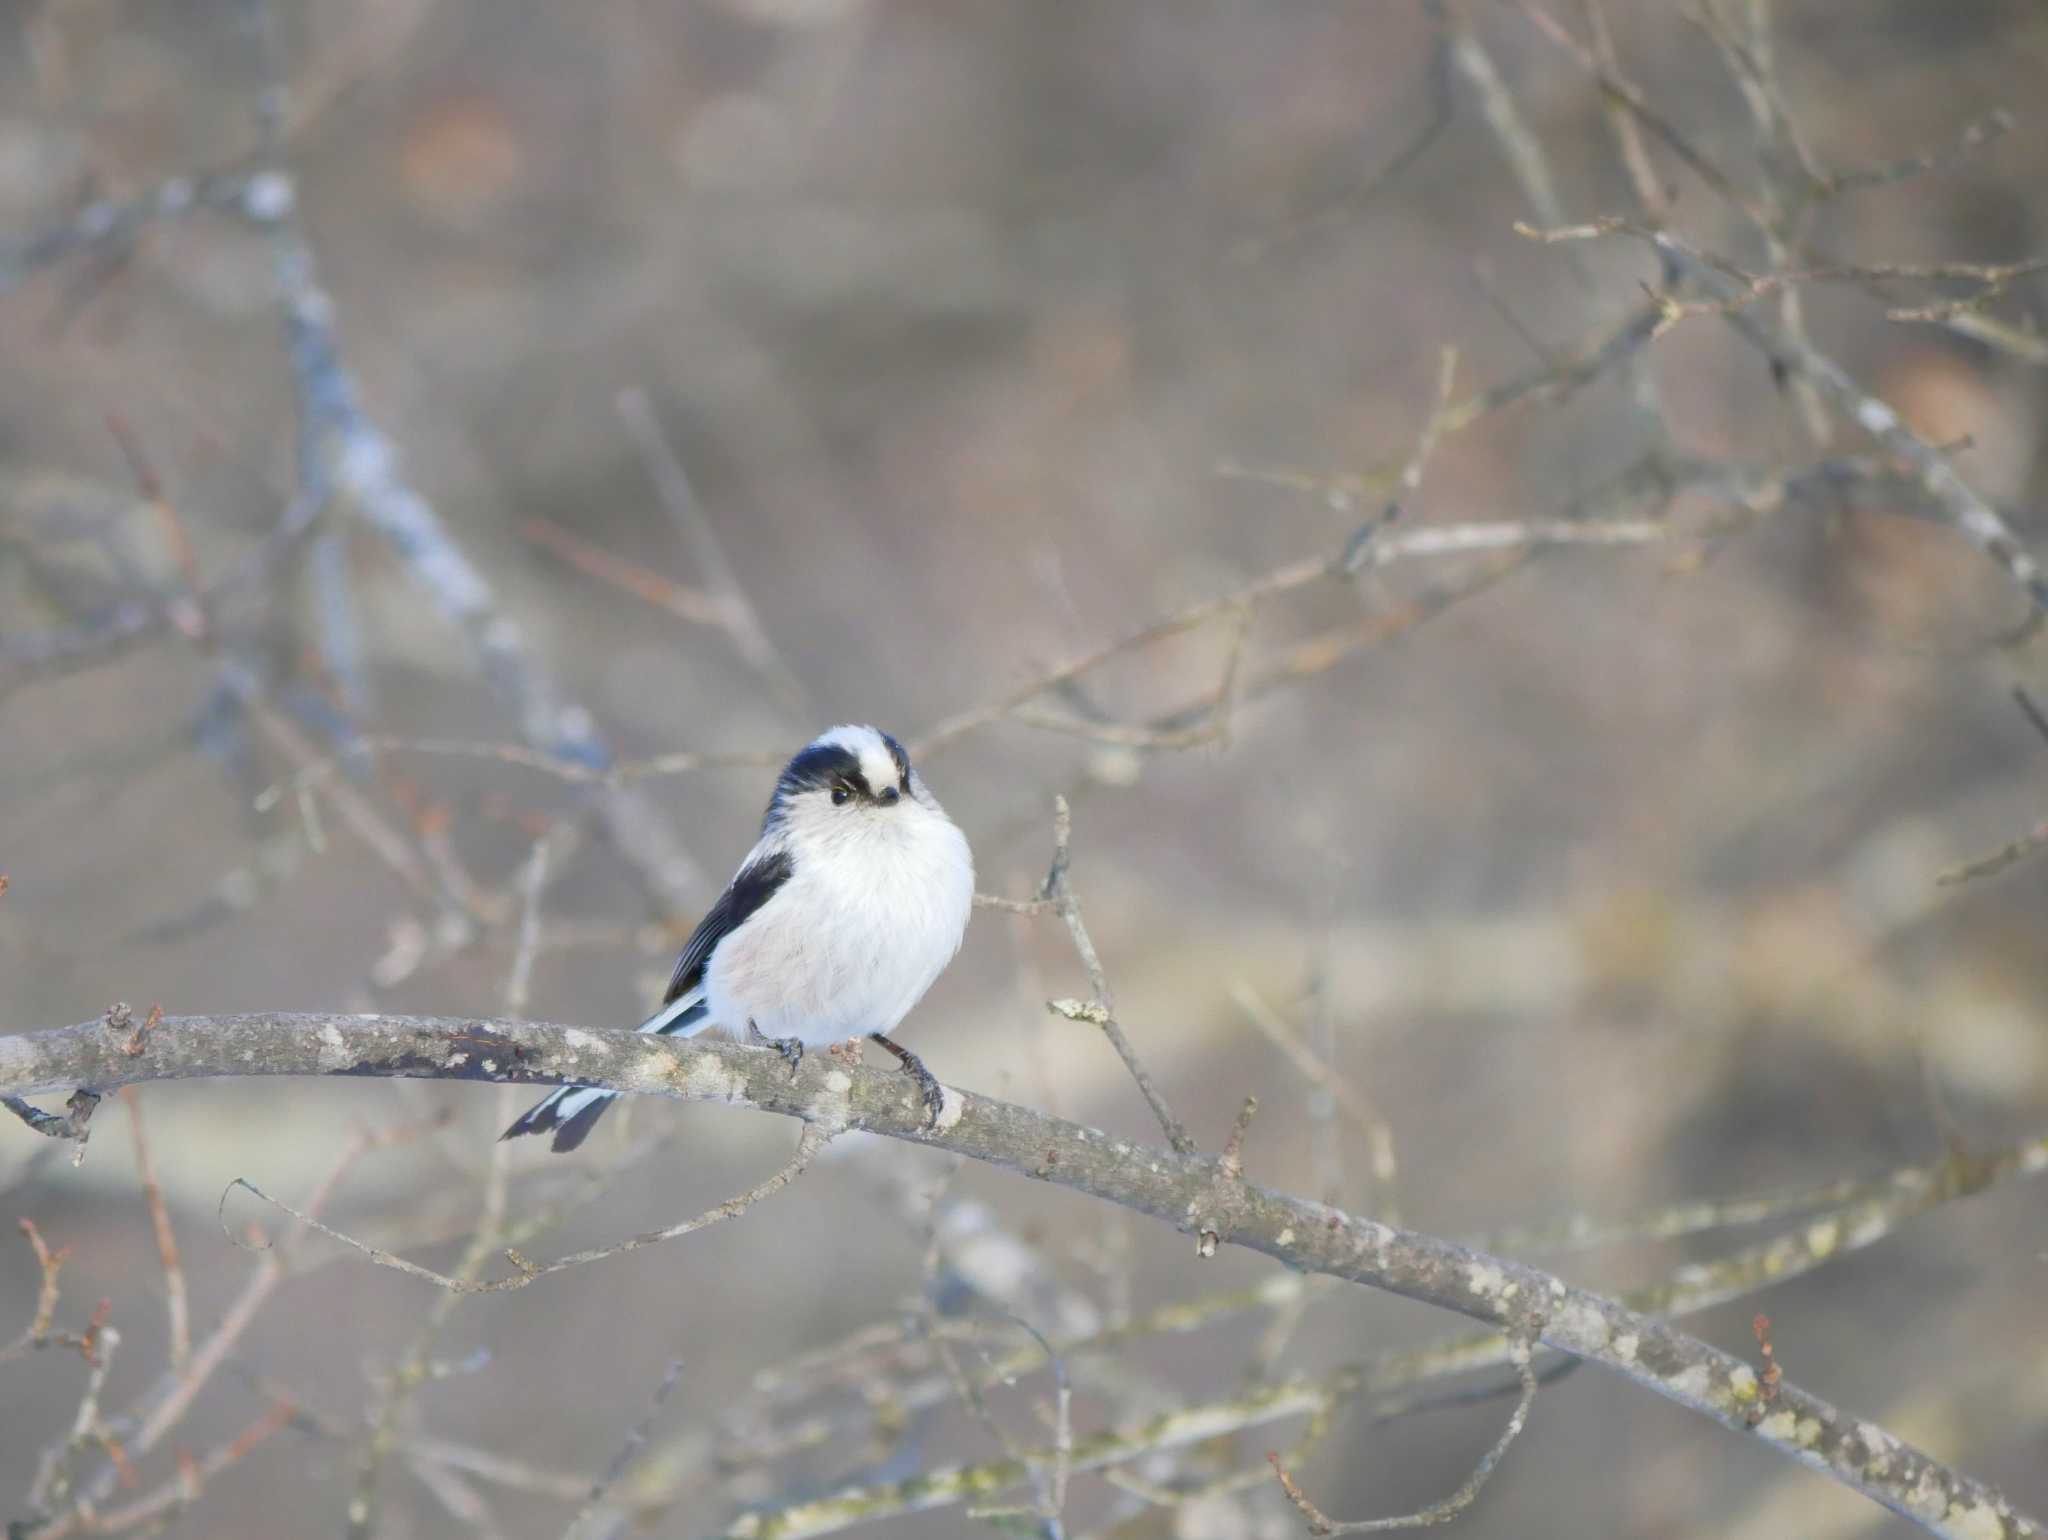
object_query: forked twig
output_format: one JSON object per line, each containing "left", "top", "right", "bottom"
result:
{"left": 1269, "top": 1338, "right": 1539, "bottom": 1534}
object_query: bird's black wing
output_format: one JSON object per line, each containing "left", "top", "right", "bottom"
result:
{"left": 662, "top": 847, "right": 794, "bottom": 1005}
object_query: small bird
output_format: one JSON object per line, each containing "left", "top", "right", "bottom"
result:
{"left": 503, "top": 724, "right": 974, "bottom": 1151}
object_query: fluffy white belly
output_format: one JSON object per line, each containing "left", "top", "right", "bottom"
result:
{"left": 702, "top": 828, "right": 971, "bottom": 1045}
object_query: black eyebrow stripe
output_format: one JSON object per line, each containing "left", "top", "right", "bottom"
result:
{"left": 775, "top": 744, "right": 863, "bottom": 796}
{"left": 763, "top": 742, "right": 875, "bottom": 826}
{"left": 880, "top": 731, "right": 912, "bottom": 787}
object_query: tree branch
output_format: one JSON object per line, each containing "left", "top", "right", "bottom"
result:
{"left": 0, "top": 1014, "right": 2037, "bottom": 1539}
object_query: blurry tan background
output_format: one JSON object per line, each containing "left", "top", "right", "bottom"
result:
{"left": 3, "top": 1, "right": 2048, "bottom": 1536}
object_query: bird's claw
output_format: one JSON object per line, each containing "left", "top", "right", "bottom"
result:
{"left": 869, "top": 1032, "right": 945, "bottom": 1132}
{"left": 913, "top": 1070, "right": 946, "bottom": 1131}
{"left": 749, "top": 1024, "right": 804, "bottom": 1081}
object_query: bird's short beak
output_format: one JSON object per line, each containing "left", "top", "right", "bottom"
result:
{"left": 876, "top": 786, "right": 901, "bottom": 806}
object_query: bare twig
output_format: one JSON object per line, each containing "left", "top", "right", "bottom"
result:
{"left": 0, "top": 479, "right": 329, "bottom": 690}
{"left": 252, "top": 735, "right": 781, "bottom": 811}
{"left": 1690, "top": 0, "right": 1832, "bottom": 441}
{"left": 1445, "top": 7, "right": 1574, "bottom": 254}
{"left": 1231, "top": 982, "right": 1400, "bottom": 1223}
{"left": 346, "top": 1093, "right": 520, "bottom": 1538}
{"left": 1338, "top": 347, "right": 1460, "bottom": 572}
{"left": 1225, "top": 11, "right": 1452, "bottom": 264}
{"left": 1519, "top": 219, "right": 2048, "bottom": 614}
{"left": 0, "top": 1218, "right": 72, "bottom": 1361}
{"left": 562, "top": 1357, "right": 686, "bottom": 1540}
{"left": 1745, "top": 1313, "right": 1784, "bottom": 1429}
{"left": 715, "top": 1369, "right": 1352, "bottom": 1539}
{"left": 1818, "top": 109, "right": 2013, "bottom": 199}
{"left": 615, "top": 387, "right": 812, "bottom": 717}
{"left": 1509, "top": 0, "right": 1770, "bottom": 227}
{"left": 1270, "top": 1338, "right": 1539, "bottom": 1534}
{"left": 1937, "top": 688, "right": 2048, "bottom": 884}
{"left": 1219, "top": 1096, "right": 1258, "bottom": 1183}
{"left": 221, "top": 1120, "right": 832, "bottom": 1294}
{"left": 1038, "top": 796, "right": 1195, "bottom": 1155}
{"left": 969, "top": 1316, "right": 1074, "bottom": 1536}
{"left": 916, "top": 1169, "right": 1071, "bottom": 1538}
{"left": 521, "top": 515, "right": 731, "bottom": 627}
{"left": 1582, "top": 0, "right": 1668, "bottom": 218}
{"left": 1936, "top": 820, "right": 2048, "bottom": 888}
{"left": 82, "top": 1399, "right": 298, "bottom": 1535}
{"left": 503, "top": 836, "right": 553, "bottom": 1019}
{"left": 23, "top": 1319, "right": 124, "bottom": 1527}
{"left": 122, "top": 1089, "right": 191, "bottom": 1370}
{"left": 2012, "top": 686, "right": 2048, "bottom": 748}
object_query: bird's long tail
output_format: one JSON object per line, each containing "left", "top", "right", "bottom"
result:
{"left": 500, "top": 991, "right": 710, "bottom": 1153}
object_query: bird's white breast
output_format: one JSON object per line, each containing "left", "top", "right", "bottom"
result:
{"left": 704, "top": 805, "right": 973, "bottom": 1044}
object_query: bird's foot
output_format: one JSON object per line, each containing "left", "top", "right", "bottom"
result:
{"left": 869, "top": 1033, "right": 945, "bottom": 1131}
{"left": 748, "top": 1023, "right": 804, "bottom": 1080}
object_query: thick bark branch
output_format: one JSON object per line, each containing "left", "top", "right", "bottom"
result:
{"left": 1, "top": 1014, "right": 2036, "bottom": 1540}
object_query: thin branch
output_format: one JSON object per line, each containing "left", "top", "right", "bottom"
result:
{"left": 0, "top": 480, "right": 329, "bottom": 691}
{"left": 1230, "top": 982, "right": 1401, "bottom": 1224}
{"left": 1936, "top": 821, "right": 2048, "bottom": 888}
{"left": 562, "top": 1357, "right": 686, "bottom": 1540}
{"left": 615, "top": 387, "right": 812, "bottom": 717}
{"left": 23, "top": 1320, "right": 124, "bottom": 1526}
{"left": 969, "top": 1315, "right": 1073, "bottom": 1535}
{"left": 1225, "top": 12, "right": 1452, "bottom": 265}
{"left": 1936, "top": 687, "right": 2048, "bottom": 885}
{"left": 1582, "top": 0, "right": 1668, "bottom": 218}
{"left": 1521, "top": 219, "right": 2048, "bottom": 614}
{"left": 81, "top": 1400, "right": 297, "bottom": 1536}
{"left": 0, "top": 1218, "right": 72, "bottom": 1361}
{"left": 345, "top": 1087, "right": 520, "bottom": 1537}
{"left": 252, "top": 735, "right": 780, "bottom": 808}
{"left": 1338, "top": 347, "right": 1461, "bottom": 573}
{"left": 1509, "top": 0, "right": 1772, "bottom": 228}
{"left": 503, "top": 836, "right": 553, "bottom": 1019}
{"left": 714, "top": 1369, "right": 1349, "bottom": 1540}
{"left": 1037, "top": 796, "right": 1196, "bottom": 1155}
{"left": 1692, "top": 0, "right": 1833, "bottom": 441}
{"left": 1269, "top": 1338, "right": 1538, "bottom": 1534}
{"left": 220, "top": 1121, "right": 831, "bottom": 1294}
{"left": 2012, "top": 686, "right": 2048, "bottom": 748}
{"left": 0, "top": 1013, "right": 2038, "bottom": 1539}
{"left": 1817, "top": 108, "right": 2013, "bottom": 199}
{"left": 121, "top": 1089, "right": 190, "bottom": 1370}
{"left": 720, "top": 1273, "right": 1316, "bottom": 1473}
{"left": 916, "top": 1169, "right": 1070, "bottom": 1538}
{"left": 521, "top": 515, "right": 732, "bottom": 628}
{"left": 1445, "top": 2, "right": 1587, "bottom": 292}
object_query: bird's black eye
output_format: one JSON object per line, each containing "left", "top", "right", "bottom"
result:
{"left": 830, "top": 786, "right": 851, "bottom": 806}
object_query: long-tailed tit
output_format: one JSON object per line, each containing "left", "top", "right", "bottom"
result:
{"left": 503, "top": 724, "right": 974, "bottom": 1151}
